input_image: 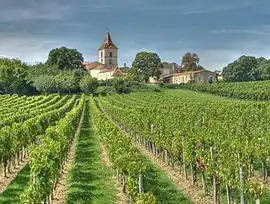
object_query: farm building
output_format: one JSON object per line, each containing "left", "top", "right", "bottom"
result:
{"left": 171, "top": 70, "right": 217, "bottom": 84}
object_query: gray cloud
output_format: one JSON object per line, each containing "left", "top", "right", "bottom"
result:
{"left": 0, "top": 0, "right": 71, "bottom": 22}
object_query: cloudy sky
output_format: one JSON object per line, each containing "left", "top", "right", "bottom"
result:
{"left": 0, "top": 0, "right": 269, "bottom": 70}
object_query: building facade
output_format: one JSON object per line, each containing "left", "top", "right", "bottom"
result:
{"left": 149, "top": 62, "right": 178, "bottom": 83}
{"left": 172, "top": 70, "right": 216, "bottom": 84}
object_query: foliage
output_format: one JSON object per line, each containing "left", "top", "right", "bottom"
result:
{"left": 79, "top": 75, "right": 99, "bottom": 94}
{"left": 30, "top": 64, "right": 87, "bottom": 94}
{"left": 54, "top": 71, "right": 80, "bottom": 93}
{"left": 66, "top": 101, "right": 116, "bottom": 203}
{"left": 46, "top": 47, "right": 84, "bottom": 70}
{"left": 222, "top": 55, "right": 270, "bottom": 82}
{"left": 136, "top": 192, "right": 157, "bottom": 204}
{"left": 131, "top": 51, "right": 163, "bottom": 82}
{"left": 27, "top": 63, "right": 59, "bottom": 81}
{"left": 97, "top": 90, "right": 270, "bottom": 203}
{"left": 112, "top": 78, "right": 131, "bottom": 94}
{"left": 91, "top": 98, "right": 150, "bottom": 201}
{"left": 179, "top": 80, "right": 270, "bottom": 101}
{"left": 32, "top": 75, "right": 57, "bottom": 94}
{"left": 0, "top": 95, "right": 76, "bottom": 182}
{"left": 0, "top": 58, "right": 33, "bottom": 95}
{"left": 180, "top": 52, "right": 203, "bottom": 72}
{"left": 20, "top": 95, "right": 85, "bottom": 203}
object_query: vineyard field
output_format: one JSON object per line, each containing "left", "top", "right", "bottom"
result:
{"left": 178, "top": 80, "right": 270, "bottom": 101}
{"left": 0, "top": 89, "right": 270, "bottom": 204}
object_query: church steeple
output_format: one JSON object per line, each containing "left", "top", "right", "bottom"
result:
{"left": 98, "top": 32, "right": 118, "bottom": 67}
{"left": 98, "top": 32, "right": 118, "bottom": 50}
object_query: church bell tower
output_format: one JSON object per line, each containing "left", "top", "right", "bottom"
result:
{"left": 98, "top": 32, "right": 118, "bottom": 68}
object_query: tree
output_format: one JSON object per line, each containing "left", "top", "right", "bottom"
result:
{"left": 222, "top": 56, "right": 259, "bottom": 82}
{"left": 46, "top": 47, "right": 84, "bottom": 70}
{"left": 32, "top": 75, "right": 57, "bottom": 94}
{"left": 181, "top": 52, "right": 202, "bottom": 71}
{"left": 54, "top": 71, "right": 79, "bottom": 93}
{"left": 27, "top": 63, "right": 60, "bottom": 83}
{"left": 0, "top": 58, "right": 33, "bottom": 95}
{"left": 79, "top": 75, "right": 98, "bottom": 94}
{"left": 258, "top": 60, "right": 270, "bottom": 80}
{"left": 131, "top": 51, "right": 163, "bottom": 83}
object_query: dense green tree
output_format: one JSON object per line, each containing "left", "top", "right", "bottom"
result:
{"left": 79, "top": 75, "right": 98, "bottom": 94}
{"left": 32, "top": 75, "right": 57, "bottom": 94}
{"left": 46, "top": 47, "right": 84, "bottom": 70}
{"left": 0, "top": 58, "right": 33, "bottom": 94}
{"left": 27, "top": 63, "right": 59, "bottom": 82}
{"left": 54, "top": 71, "right": 79, "bottom": 93}
{"left": 258, "top": 60, "right": 270, "bottom": 80}
{"left": 222, "top": 55, "right": 270, "bottom": 82}
{"left": 131, "top": 51, "right": 163, "bottom": 82}
{"left": 180, "top": 52, "right": 203, "bottom": 71}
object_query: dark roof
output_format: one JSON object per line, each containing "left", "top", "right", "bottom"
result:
{"left": 98, "top": 32, "right": 118, "bottom": 50}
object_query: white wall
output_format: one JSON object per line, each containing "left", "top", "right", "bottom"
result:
{"left": 99, "top": 48, "right": 118, "bottom": 67}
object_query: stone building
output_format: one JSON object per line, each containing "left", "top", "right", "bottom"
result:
{"left": 83, "top": 32, "right": 125, "bottom": 80}
{"left": 171, "top": 70, "right": 216, "bottom": 84}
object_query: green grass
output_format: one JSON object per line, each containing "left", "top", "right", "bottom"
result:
{"left": 143, "top": 155, "right": 193, "bottom": 204}
{"left": 66, "top": 100, "right": 116, "bottom": 204}
{"left": 0, "top": 165, "right": 30, "bottom": 204}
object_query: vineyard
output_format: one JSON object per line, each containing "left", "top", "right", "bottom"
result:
{"left": 179, "top": 80, "right": 270, "bottom": 101}
{"left": 0, "top": 89, "right": 270, "bottom": 203}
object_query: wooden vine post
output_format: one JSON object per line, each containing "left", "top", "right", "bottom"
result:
{"left": 182, "top": 135, "right": 187, "bottom": 180}
{"left": 240, "top": 166, "right": 247, "bottom": 204}
{"left": 139, "top": 174, "right": 144, "bottom": 193}
{"left": 210, "top": 146, "right": 220, "bottom": 204}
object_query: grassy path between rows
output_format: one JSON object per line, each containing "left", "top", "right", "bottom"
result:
{"left": 66, "top": 99, "right": 117, "bottom": 204}
{"left": 142, "top": 153, "right": 192, "bottom": 204}
{"left": 0, "top": 165, "right": 30, "bottom": 203}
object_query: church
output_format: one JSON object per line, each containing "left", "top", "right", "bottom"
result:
{"left": 83, "top": 32, "right": 126, "bottom": 80}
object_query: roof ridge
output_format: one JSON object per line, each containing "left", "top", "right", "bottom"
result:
{"left": 98, "top": 32, "right": 118, "bottom": 50}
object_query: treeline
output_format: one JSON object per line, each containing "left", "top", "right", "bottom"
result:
{"left": 0, "top": 47, "right": 96, "bottom": 95}
{"left": 222, "top": 55, "right": 270, "bottom": 82}
{"left": 0, "top": 47, "right": 164, "bottom": 95}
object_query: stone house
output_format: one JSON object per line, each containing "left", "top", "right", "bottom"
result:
{"left": 171, "top": 70, "right": 216, "bottom": 84}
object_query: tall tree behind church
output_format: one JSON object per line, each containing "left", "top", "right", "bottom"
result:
{"left": 180, "top": 52, "right": 203, "bottom": 72}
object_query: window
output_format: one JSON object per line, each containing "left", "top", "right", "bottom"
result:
{"left": 109, "top": 59, "right": 112, "bottom": 65}
{"left": 101, "top": 52, "right": 103, "bottom": 58}
{"left": 110, "top": 52, "right": 112, "bottom": 57}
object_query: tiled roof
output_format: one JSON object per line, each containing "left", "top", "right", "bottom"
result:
{"left": 99, "top": 69, "right": 114, "bottom": 73}
{"left": 161, "top": 69, "right": 214, "bottom": 78}
{"left": 98, "top": 32, "right": 118, "bottom": 50}
{"left": 83, "top": 62, "right": 108, "bottom": 71}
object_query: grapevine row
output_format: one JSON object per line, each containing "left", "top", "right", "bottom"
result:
{"left": 20, "top": 94, "right": 85, "bottom": 203}
{"left": 179, "top": 80, "right": 270, "bottom": 101}
{"left": 0, "top": 95, "right": 77, "bottom": 177}
{"left": 0, "top": 95, "right": 71, "bottom": 128}
{"left": 97, "top": 92, "right": 270, "bottom": 204}
{"left": 0, "top": 95, "right": 55, "bottom": 118}
{"left": 91, "top": 97, "right": 157, "bottom": 203}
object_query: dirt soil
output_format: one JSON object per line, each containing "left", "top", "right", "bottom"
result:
{"left": 100, "top": 144, "right": 129, "bottom": 204}
{"left": 0, "top": 158, "right": 28, "bottom": 193}
{"left": 134, "top": 143, "right": 214, "bottom": 204}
